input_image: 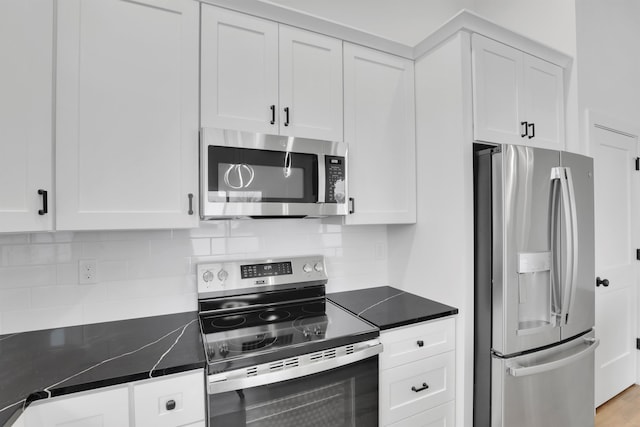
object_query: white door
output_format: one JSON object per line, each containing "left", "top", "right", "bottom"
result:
{"left": 522, "top": 55, "right": 565, "bottom": 150}
{"left": 590, "top": 113, "right": 638, "bottom": 407}
{"left": 0, "top": 0, "right": 53, "bottom": 232}
{"left": 471, "top": 34, "right": 522, "bottom": 145}
{"left": 200, "top": 5, "right": 279, "bottom": 134}
{"left": 279, "top": 25, "right": 343, "bottom": 141}
{"left": 56, "top": 0, "right": 199, "bottom": 230}
{"left": 343, "top": 43, "right": 416, "bottom": 225}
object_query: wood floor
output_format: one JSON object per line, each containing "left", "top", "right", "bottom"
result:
{"left": 595, "top": 385, "right": 640, "bottom": 427}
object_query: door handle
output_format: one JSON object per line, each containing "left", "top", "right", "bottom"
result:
{"left": 596, "top": 277, "right": 609, "bottom": 287}
{"left": 528, "top": 122, "right": 535, "bottom": 139}
{"left": 270, "top": 105, "right": 275, "bottom": 125}
{"left": 411, "top": 382, "right": 429, "bottom": 392}
{"left": 508, "top": 337, "right": 599, "bottom": 377}
{"left": 520, "top": 121, "right": 528, "bottom": 138}
{"left": 38, "top": 189, "right": 48, "bottom": 215}
{"left": 284, "top": 107, "right": 290, "bottom": 127}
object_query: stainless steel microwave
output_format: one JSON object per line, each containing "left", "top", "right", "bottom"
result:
{"left": 200, "top": 128, "right": 348, "bottom": 219}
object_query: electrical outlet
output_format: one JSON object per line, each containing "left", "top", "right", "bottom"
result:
{"left": 79, "top": 259, "right": 97, "bottom": 284}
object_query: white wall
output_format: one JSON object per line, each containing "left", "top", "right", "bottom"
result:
{"left": 0, "top": 221, "right": 388, "bottom": 334}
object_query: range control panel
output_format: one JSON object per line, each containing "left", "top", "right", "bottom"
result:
{"left": 197, "top": 255, "right": 327, "bottom": 295}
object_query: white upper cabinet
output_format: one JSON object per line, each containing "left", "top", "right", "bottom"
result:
{"left": 472, "top": 34, "right": 565, "bottom": 149}
{"left": 278, "top": 26, "right": 343, "bottom": 141}
{"left": 201, "top": 5, "right": 343, "bottom": 141}
{"left": 343, "top": 43, "right": 416, "bottom": 225}
{"left": 56, "top": 0, "right": 199, "bottom": 230}
{"left": 200, "top": 7, "right": 278, "bottom": 134}
{"left": 0, "top": 0, "right": 53, "bottom": 232}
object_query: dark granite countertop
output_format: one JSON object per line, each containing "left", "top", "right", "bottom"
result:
{"left": 0, "top": 311, "right": 205, "bottom": 426}
{"left": 328, "top": 286, "right": 458, "bottom": 330}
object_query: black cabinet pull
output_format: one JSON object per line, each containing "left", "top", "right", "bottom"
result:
{"left": 188, "top": 193, "right": 194, "bottom": 215}
{"left": 37, "top": 189, "right": 48, "bottom": 215}
{"left": 528, "top": 123, "right": 535, "bottom": 139}
{"left": 417, "top": 340, "right": 424, "bottom": 347}
{"left": 165, "top": 399, "right": 176, "bottom": 411}
{"left": 411, "top": 382, "right": 429, "bottom": 393}
{"left": 520, "top": 121, "right": 528, "bottom": 138}
{"left": 596, "top": 277, "right": 609, "bottom": 287}
{"left": 284, "top": 107, "right": 290, "bottom": 127}
{"left": 270, "top": 105, "right": 275, "bottom": 125}
{"left": 349, "top": 197, "right": 355, "bottom": 214}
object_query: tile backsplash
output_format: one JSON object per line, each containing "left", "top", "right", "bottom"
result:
{"left": 0, "top": 220, "right": 388, "bottom": 334}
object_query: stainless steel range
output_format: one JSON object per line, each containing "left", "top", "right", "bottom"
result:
{"left": 197, "top": 255, "right": 382, "bottom": 426}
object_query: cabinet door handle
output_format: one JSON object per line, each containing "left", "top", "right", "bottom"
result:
{"left": 37, "top": 189, "right": 48, "bottom": 215}
{"left": 188, "top": 193, "right": 194, "bottom": 215}
{"left": 528, "top": 122, "right": 535, "bottom": 139}
{"left": 417, "top": 340, "right": 424, "bottom": 347}
{"left": 165, "top": 399, "right": 176, "bottom": 411}
{"left": 284, "top": 107, "right": 290, "bottom": 127}
{"left": 520, "top": 121, "right": 528, "bottom": 138}
{"left": 270, "top": 105, "right": 276, "bottom": 125}
{"left": 411, "top": 382, "right": 429, "bottom": 393}
{"left": 349, "top": 197, "right": 355, "bottom": 214}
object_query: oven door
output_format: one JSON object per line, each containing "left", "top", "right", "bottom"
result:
{"left": 207, "top": 344, "right": 380, "bottom": 426}
{"left": 200, "top": 128, "right": 348, "bottom": 218}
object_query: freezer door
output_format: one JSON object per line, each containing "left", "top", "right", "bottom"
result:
{"left": 492, "top": 330, "right": 598, "bottom": 427}
{"left": 559, "top": 151, "right": 595, "bottom": 340}
{"left": 493, "top": 145, "right": 562, "bottom": 355}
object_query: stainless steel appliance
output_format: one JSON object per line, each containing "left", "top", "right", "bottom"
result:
{"left": 473, "top": 143, "right": 599, "bottom": 427}
{"left": 200, "top": 128, "right": 348, "bottom": 219}
{"left": 197, "top": 255, "right": 381, "bottom": 426}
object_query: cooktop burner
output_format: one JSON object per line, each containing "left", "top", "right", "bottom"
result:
{"left": 200, "top": 300, "right": 377, "bottom": 371}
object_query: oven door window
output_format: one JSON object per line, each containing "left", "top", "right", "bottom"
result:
{"left": 208, "top": 146, "right": 318, "bottom": 203}
{"left": 209, "top": 357, "right": 378, "bottom": 427}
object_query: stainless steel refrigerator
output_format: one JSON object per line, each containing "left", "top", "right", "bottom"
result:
{"left": 473, "top": 143, "right": 599, "bottom": 427}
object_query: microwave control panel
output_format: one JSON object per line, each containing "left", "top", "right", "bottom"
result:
{"left": 325, "top": 156, "right": 346, "bottom": 203}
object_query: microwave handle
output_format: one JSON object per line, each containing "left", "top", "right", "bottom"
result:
{"left": 317, "top": 155, "right": 326, "bottom": 203}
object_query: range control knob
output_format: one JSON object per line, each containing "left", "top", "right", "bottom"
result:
{"left": 219, "top": 342, "right": 229, "bottom": 357}
{"left": 314, "top": 263, "right": 323, "bottom": 272}
{"left": 303, "top": 263, "right": 313, "bottom": 273}
{"left": 203, "top": 270, "right": 214, "bottom": 283}
{"left": 217, "top": 269, "right": 229, "bottom": 282}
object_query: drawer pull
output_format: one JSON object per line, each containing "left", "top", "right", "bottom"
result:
{"left": 411, "top": 382, "right": 429, "bottom": 393}
{"left": 417, "top": 340, "right": 424, "bottom": 347}
{"left": 166, "top": 399, "right": 176, "bottom": 411}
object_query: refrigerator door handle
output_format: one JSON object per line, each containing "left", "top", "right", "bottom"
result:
{"left": 507, "top": 337, "right": 599, "bottom": 377}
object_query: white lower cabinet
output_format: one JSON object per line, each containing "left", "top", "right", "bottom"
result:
{"left": 379, "top": 317, "right": 456, "bottom": 426}
{"left": 22, "top": 370, "right": 204, "bottom": 427}
{"left": 133, "top": 370, "right": 205, "bottom": 427}
{"left": 24, "top": 386, "right": 129, "bottom": 427}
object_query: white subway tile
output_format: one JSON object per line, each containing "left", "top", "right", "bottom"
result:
{"left": 82, "top": 240, "right": 148, "bottom": 260}
{"left": 29, "top": 232, "right": 75, "bottom": 244}
{"left": 0, "top": 288, "right": 31, "bottom": 311}
{"left": 79, "top": 284, "right": 108, "bottom": 304}
{"left": 0, "top": 265, "right": 57, "bottom": 288}
{"left": 2, "top": 243, "right": 82, "bottom": 266}
{"left": 82, "top": 293, "right": 197, "bottom": 325}
{"left": 31, "top": 285, "right": 82, "bottom": 308}
{"left": 210, "top": 238, "right": 227, "bottom": 255}
{"left": 227, "top": 236, "right": 261, "bottom": 254}
{"left": 2, "top": 305, "right": 83, "bottom": 334}
{"left": 175, "top": 221, "right": 228, "bottom": 238}
{"left": 57, "top": 263, "right": 79, "bottom": 284}
{"left": 97, "top": 260, "right": 128, "bottom": 282}
{"left": 0, "top": 234, "right": 29, "bottom": 245}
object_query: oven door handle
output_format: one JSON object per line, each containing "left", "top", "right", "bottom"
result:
{"left": 208, "top": 340, "right": 382, "bottom": 394}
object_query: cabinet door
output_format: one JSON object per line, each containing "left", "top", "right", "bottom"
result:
{"left": 201, "top": 5, "right": 279, "bottom": 134}
{"left": 522, "top": 54, "right": 565, "bottom": 150}
{"left": 56, "top": 0, "right": 199, "bottom": 230}
{"left": 279, "top": 26, "right": 343, "bottom": 141}
{"left": 0, "top": 0, "right": 53, "bottom": 232}
{"left": 24, "top": 387, "right": 129, "bottom": 427}
{"left": 343, "top": 43, "right": 416, "bottom": 224}
{"left": 471, "top": 34, "right": 523, "bottom": 144}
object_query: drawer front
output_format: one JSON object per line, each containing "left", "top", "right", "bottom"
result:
{"left": 380, "top": 352, "right": 455, "bottom": 425}
{"left": 380, "top": 317, "right": 455, "bottom": 370}
{"left": 387, "top": 401, "right": 455, "bottom": 427}
{"left": 133, "top": 370, "right": 205, "bottom": 427}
